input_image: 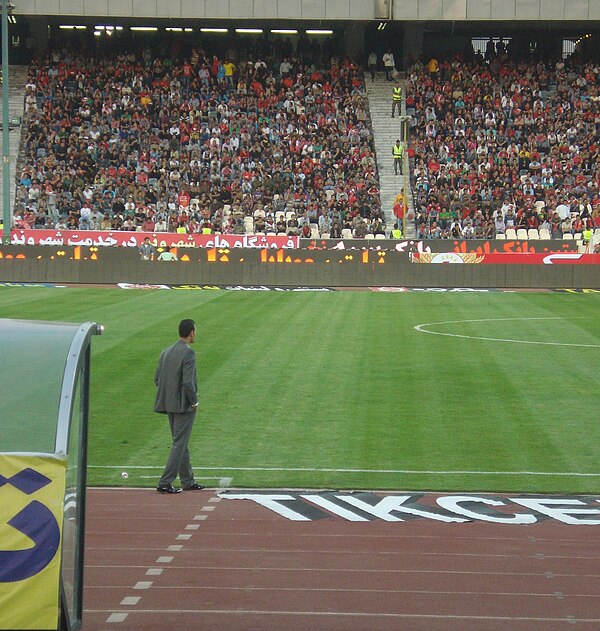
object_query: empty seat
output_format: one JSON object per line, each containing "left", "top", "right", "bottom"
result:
{"left": 563, "top": 233, "right": 573, "bottom": 239}
{"left": 527, "top": 229, "right": 540, "bottom": 239}
{"left": 516, "top": 229, "right": 528, "bottom": 240}
{"left": 341, "top": 228, "right": 353, "bottom": 239}
{"left": 539, "top": 229, "right": 551, "bottom": 239}
{"left": 505, "top": 228, "right": 517, "bottom": 239}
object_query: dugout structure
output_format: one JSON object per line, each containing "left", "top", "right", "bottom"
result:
{"left": 0, "top": 320, "right": 102, "bottom": 631}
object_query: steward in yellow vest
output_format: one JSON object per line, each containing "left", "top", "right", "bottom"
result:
{"left": 391, "top": 81, "right": 402, "bottom": 117}
{"left": 391, "top": 223, "right": 403, "bottom": 239}
{"left": 392, "top": 140, "right": 404, "bottom": 175}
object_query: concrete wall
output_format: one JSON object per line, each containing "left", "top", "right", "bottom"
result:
{"left": 393, "top": 0, "right": 598, "bottom": 20}
{"left": 12, "top": 0, "right": 600, "bottom": 20}
{"left": 10, "top": 0, "right": 375, "bottom": 19}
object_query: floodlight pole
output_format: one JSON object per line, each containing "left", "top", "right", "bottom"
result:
{"left": 1, "top": 0, "right": 10, "bottom": 245}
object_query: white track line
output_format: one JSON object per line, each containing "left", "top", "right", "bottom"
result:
{"left": 414, "top": 317, "right": 600, "bottom": 348}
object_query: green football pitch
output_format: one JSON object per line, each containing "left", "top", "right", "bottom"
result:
{"left": 1, "top": 285, "right": 599, "bottom": 494}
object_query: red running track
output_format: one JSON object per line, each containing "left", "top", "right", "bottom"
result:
{"left": 82, "top": 489, "right": 600, "bottom": 631}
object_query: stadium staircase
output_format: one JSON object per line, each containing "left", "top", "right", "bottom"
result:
{"left": 365, "top": 74, "right": 415, "bottom": 238}
{"left": 0, "top": 65, "right": 28, "bottom": 215}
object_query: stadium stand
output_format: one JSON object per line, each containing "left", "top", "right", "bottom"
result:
{"left": 15, "top": 47, "right": 385, "bottom": 237}
{"left": 405, "top": 49, "right": 599, "bottom": 239}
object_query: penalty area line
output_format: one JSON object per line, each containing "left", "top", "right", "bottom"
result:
{"left": 87, "top": 465, "right": 600, "bottom": 478}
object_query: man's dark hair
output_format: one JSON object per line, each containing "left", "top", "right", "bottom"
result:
{"left": 179, "top": 319, "right": 196, "bottom": 338}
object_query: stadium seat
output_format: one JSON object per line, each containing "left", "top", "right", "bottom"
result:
{"left": 505, "top": 228, "right": 517, "bottom": 239}
{"left": 496, "top": 233, "right": 506, "bottom": 239}
{"left": 574, "top": 233, "right": 583, "bottom": 240}
{"left": 341, "top": 229, "right": 353, "bottom": 239}
{"left": 528, "top": 229, "right": 540, "bottom": 239}
{"left": 539, "top": 229, "right": 551, "bottom": 240}
{"left": 516, "top": 229, "right": 528, "bottom": 240}
{"left": 563, "top": 233, "right": 573, "bottom": 239}
{"left": 375, "top": 234, "right": 386, "bottom": 239}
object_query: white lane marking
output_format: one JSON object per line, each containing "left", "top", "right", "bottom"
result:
{"left": 103, "top": 491, "right": 219, "bottom": 625}
{"left": 414, "top": 317, "right": 600, "bottom": 348}
{"left": 120, "top": 597, "right": 140, "bottom": 606}
{"left": 97, "top": 609, "right": 600, "bottom": 623}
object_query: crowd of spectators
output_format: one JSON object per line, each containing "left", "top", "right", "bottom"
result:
{"left": 406, "top": 47, "right": 600, "bottom": 240}
{"left": 13, "top": 44, "right": 386, "bottom": 239}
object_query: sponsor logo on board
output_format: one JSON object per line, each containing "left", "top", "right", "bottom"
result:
{"left": 219, "top": 491, "right": 600, "bottom": 525}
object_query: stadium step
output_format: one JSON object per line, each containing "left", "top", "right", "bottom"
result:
{"left": 365, "top": 76, "right": 416, "bottom": 238}
{"left": 0, "top": 65, "right": 28, "bottom": 215}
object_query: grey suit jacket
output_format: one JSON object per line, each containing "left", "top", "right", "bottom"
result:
{"left": 154, "top": 339, "right": 198, "bottom": 414}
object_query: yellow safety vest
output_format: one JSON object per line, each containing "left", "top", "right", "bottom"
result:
{"left": 392, "top": 87, "right": 402, "bottom": 101}
{"left": 393, "top": 144, "right": 404, "bottom": 158}
{"left": 392, "top": 228, "right": 403, "bottom": 239}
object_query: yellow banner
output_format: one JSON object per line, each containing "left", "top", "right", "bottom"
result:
{"left": 0, "top": 454, "right": 66, "bottom": 630}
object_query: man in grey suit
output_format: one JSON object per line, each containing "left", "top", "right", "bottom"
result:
{"left": 154, "top": 319, "right": 205, "bottom": 493}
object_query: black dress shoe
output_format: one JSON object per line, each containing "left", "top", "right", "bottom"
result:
{"left": 156, "top": 484, "right": 182, "bottom": 494}
{"left": 182, "top": 483, "right": 205, "bottom": 491}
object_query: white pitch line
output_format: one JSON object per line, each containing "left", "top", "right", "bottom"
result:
{"left": 414, "top": 317, "right": 600, "bottom": 348}
{"left": 88, "top": 465, "right": 600, "bottom": 477}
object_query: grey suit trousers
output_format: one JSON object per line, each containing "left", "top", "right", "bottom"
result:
{"left": 158, "top": 410, "right": 196, "bottom": 487}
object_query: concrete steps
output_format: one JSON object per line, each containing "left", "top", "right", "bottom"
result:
{"left": 365, "top": 76, "right": 415, "bottom": 238}
{"left": 0, "top": 65, "right": 28, "bottom": 221}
